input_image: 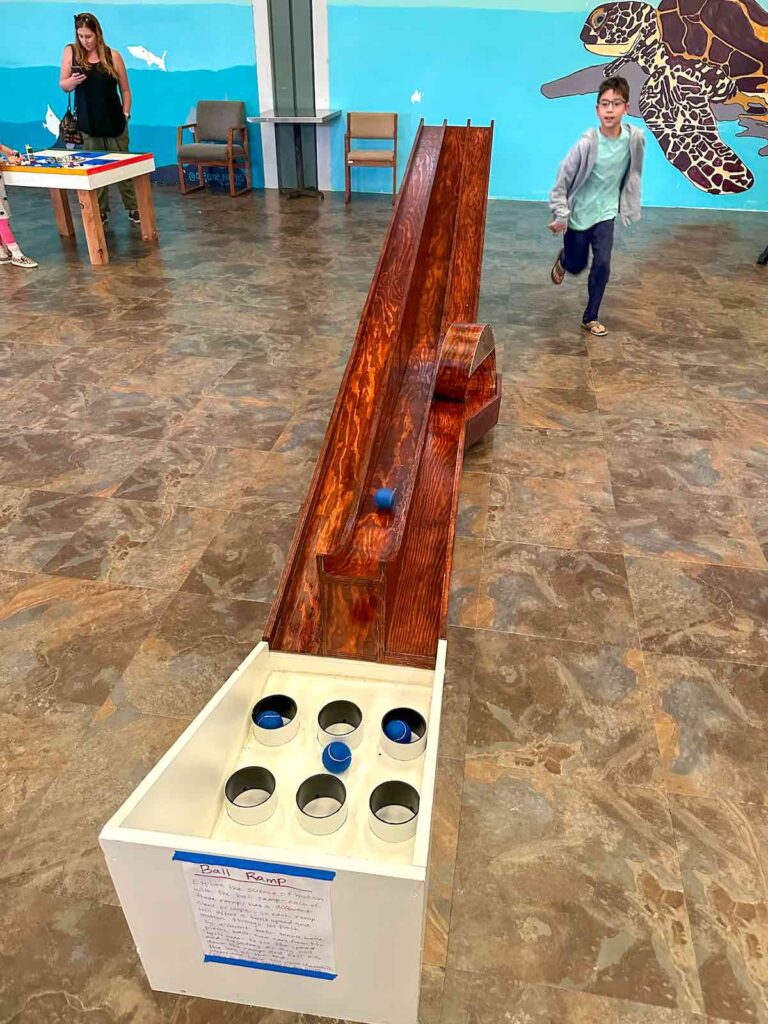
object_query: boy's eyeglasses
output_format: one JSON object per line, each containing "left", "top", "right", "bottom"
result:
{"left": 598, "top": 99, "right": 627, "bottom": 109}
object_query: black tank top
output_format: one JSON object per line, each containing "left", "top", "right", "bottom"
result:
{"left": 73, "top": 47, "right": 126, "bottom": 138}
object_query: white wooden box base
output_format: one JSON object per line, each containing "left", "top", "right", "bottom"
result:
{"left": 100, "top": 641, "right": 446, "bottom": 1024}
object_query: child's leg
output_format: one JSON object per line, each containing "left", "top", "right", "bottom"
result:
{"left": 561, "top": 227, "right": 590, "bottom": 276}
{"left": 583, "top": 219, "right": 615, "bottom": 324}
{"left": 0, "top": 218, "right": 37, "bottom": 267}
{"left": 0, "top": 218, "right": 17, "bottom": 248}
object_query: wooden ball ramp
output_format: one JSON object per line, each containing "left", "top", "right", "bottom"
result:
{"left": 265, "top": 119, "right": 501, "bottom": 668}
{"left": 100, "top": 121, "right": 499, "bottom": 1024}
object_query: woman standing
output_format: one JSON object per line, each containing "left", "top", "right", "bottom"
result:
{"left": 59, "top": 12, "right": 139, "bottom": 225}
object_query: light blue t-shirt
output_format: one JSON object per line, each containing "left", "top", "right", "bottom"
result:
{"left": 569, "top": 125, "right": 630, "bottom": 232}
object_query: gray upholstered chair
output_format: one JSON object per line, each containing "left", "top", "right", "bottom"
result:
{"left": 177, "top": 100, "right": 251, "bottom": 197}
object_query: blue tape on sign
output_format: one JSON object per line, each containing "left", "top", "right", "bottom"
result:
{"left": 172, "top": 850, "right": 335, "bottom": 881}
{"left": 204, "top": 954, "right": 337, "bottom": 980}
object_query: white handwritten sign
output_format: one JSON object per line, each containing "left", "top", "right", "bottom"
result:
{"left": 177, "top": 855, "right": 336, "bottom": 979}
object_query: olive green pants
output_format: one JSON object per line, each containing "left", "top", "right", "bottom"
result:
{"left": 80, "top": 128, "right": 137, "bottom": 214}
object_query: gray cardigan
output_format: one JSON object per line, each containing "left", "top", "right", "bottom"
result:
{"left": 549, "top": 125, "right": 645, "bottom": 228}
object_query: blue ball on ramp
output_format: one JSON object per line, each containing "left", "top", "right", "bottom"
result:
{"left": 374, "top": 487, "right": 395, "bottom": 511}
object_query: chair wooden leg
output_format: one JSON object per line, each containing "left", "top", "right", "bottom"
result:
{"left": 228, "top": 160, "right": 250, "bottom": 197}
{"left": 392, "top": 163, "right": 397, "bottom": 205}
{"left": 345, "top": 162, "right": 351, "bottom": 204}
{"left": 178, "top": 162, "right": 204, "bottom": 195}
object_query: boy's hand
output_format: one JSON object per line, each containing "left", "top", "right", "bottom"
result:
{"left": 549, "top": 220, "right": 567, "bottom": 235}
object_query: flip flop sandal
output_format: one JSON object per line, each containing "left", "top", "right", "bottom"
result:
{"left": 581, "top": 320, "right": 607, "bottom": 337}
{"left": 550, "top": 250, "right": 565, "bottom": 286}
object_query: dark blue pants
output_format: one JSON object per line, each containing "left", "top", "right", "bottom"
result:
{"left": 561, "top": 218, "right": 615, "bottom": 324}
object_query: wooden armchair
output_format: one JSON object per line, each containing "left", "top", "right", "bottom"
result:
{"left": 344, "top": 112, "right": 398, "bottom": 205}
{"left": 177, "top": 100, "right": 251, "bottom": 197}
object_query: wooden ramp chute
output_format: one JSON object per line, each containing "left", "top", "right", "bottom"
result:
{"left": 265, "top": 121, "right": 501, "bottom": 668}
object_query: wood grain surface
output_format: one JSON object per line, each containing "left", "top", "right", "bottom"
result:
{"left": 265, "top": 122, "right": 501, "bottom": 666}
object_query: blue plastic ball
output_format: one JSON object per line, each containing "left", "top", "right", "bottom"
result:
{"left": 322, "top": 741, "right": 352, "bottom": 774}
{"left": 256, "top": 710, "right": 284, "bottom": 730}
{"left": 384, "top": 719, "right": 412, "bottom": 744}
{"left": 374, "top": 487, "right": 395, "bottom": 511}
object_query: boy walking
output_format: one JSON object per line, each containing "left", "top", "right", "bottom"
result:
{"left": 549, "top": 76, "right": 644, "bottom": 336}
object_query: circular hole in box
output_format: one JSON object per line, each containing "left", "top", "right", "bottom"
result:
{"left": 369, "top": 781, "right": 420, "bottom": 842}
{"left": 380, "top": 707, "right": 427, "bottom": 760}
{"left": 296, "top": 773, "right": 348, "bottom": 835}
{"left": 251, "top": 694, "right": 299, "bottom": 746}
{"left": 317, "top": 699, "right": 363, "bottom": 749}
{"left": 225, "top": 766, "right": 277, "bottom": 826}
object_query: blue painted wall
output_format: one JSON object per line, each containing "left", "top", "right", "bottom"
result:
{"left": 328, "top": 0, "right": 768, "bottom": 210}
{"left": 0, "top": 0, "right": 264, "bottom": 186}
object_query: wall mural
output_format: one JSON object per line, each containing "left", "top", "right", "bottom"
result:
{"left": 543, "top": 0, "right": 768, "bottom": 194}
{"left": 0, "top": 0, "right": 264, "bottom": 187}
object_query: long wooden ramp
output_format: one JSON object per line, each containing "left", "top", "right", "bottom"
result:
{"left": 264, "top": 121, "right": 500, "bottom": 669}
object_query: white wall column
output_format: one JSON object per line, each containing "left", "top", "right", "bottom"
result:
{"left": 312, "top": 0, "right": 332, "bottom": 192}
{"left": 251, "top": 0, "right": 278, "bottom": 189}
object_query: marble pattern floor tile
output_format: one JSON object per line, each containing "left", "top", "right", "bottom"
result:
{"left": 0, "top": 886, "right": 179, "bottom": 1023}
{"left": 626, "top": 557, "right": 768, "bottom": 666}
{"left": 606, "top": 436, "right": 733, "bottom": 495}
{"left": 466, "top": 631, "right": 658, "bottom": 787}
{"left": 424, "top": 758, "right": 465, "bottom": 969}
{"left": 489, "top": 426, "right": 613, "bottom": 491}
{"left": 0, "top": 704, "right": 190, "bottom": 908}
{"left": 0, "top": 487, "right": 102, "bottom": 572}
{"left": 0, "top": 428, "right": 156, "bottom": 495}
{"left": 456, "top": 471, "right": 491, "bottom": 539}
{"left": 117, "top": 590, "right": 270, "bottom": 719}
{"left": 476, "top": 542, "right": 638, "bottom": 645}
{"left": 488, "top": 474, "right": 622, "bottom": 551}
{"left": 497, "top": 385, "right": 601, "bottom": 433}
{"left": 614, "top": 488, "right": 767, "bottom": 568}
{"left": 440, "top": 970, "right": 709, "bottom": 1023}
{"left": 171, "top": 395, "right": 294, "bottom": 450}
{"left": 645, "top": 653, "right": 768, "bottom": 806}
{"left": 449, "top": 767, "right": 703, "bottom": 1012}
{"left": 181, "top": 502, "right": 301, "bottom": 603}
{"left": 0, "top": 574, "right": 172, "bottom": 707}
{"left": 669, "top": 796, "right": 768, "bottom": 1023}
{"left": 2, "top": 189, "right": 767, "bottom": 1024}
{"left": 41, "top": 499, "right": 228, "bottom": 590}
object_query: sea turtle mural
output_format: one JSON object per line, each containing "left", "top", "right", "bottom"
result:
{"left": 542, "top": 0, "right": 768, "bottom": 194}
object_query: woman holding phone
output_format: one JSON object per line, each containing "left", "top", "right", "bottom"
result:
{"left": 59, "top": 12, "right": 139, "bottom": 225}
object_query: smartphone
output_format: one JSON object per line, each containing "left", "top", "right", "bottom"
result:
{"left": 71, "top": 63, "right": 87, "bottom": 74}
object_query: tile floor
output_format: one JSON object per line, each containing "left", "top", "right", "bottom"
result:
{"left": 1, "top": 184, "right": 767, "bottom": 1023}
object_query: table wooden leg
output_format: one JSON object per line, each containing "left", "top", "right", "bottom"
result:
{"left": 50, "top": 189, "right": 74, "bottom": 237}
{"left": 133, "top": 173, "right": 158, "bottom": 244}
{"left": 77, "top": 190, "right": 108, "bottom": 265}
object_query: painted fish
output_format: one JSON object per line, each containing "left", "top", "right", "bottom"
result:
{"left": 43, "top": 104, "right": 61, "bottom": 137}
{"left": 127, "top": 45, "right": 168, "bottom": 72}
{"left": 410, "top": 90, "right": 423, "bottom": 104}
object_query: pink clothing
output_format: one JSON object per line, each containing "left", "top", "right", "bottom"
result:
{"left": 0, "top": 219, "right": 15, "bottom": 244}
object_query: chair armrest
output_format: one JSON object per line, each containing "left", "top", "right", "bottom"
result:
{"left": 177, "top": 123, "right": 197, "bottom": 148}
{"left": 226, "top": 126, "right": 246, "bottom": 156}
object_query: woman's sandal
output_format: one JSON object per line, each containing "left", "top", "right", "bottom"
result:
{"left": 581, "top": 320, "right": 607, "bottom": 336}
